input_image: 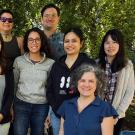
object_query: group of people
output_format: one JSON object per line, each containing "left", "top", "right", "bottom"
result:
{"left": 0, "top": 3, "right": 134, "bottom": 135}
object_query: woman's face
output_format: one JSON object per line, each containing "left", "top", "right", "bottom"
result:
{"left": 64, "top": 32, "right": 82, "bottom": 56}
{"left": 0, "top": 13, "right": 13, "bottom": 32}
{"left": 77, "top": 72, "right": 97, "bottom": 98}
{"left": 27, "top": 32, "right": 41, "bottom": 54}
{"left": 104, "top": 35, "right": 119, "bottom": 59}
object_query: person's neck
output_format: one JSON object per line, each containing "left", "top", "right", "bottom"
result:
{"left": 29, "top": 53, "right": 43, "bottom": 62}
{"left": 77, "top": 95, "right": 95, "bottom": 113}
{"left": 0, "top": 31, "right": 12, "bottom": 42}
{"left": 106, "top": 56, "right": 115, "bottom": 64}
{"left": 79, "top": 95, "right": 95, "bottom": 104}
{"left": 65, "top": 54, "right": 79, "bottom": 68}
{"left": 44, "top": 28, "right": 56, "bottom": 38}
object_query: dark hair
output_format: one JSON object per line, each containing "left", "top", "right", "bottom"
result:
{"left": 70, "top": 64, "right": 105, "bottom": 98}
{"left": 64, "top": 26, "right": 85, "bottom": 48}
{"left": 98, "top": 29, "right": 127, "bottom": 73}
{"left": 23, "top": 27, "right": 51, "bottom": 57}
{"left": 0, "top": 34, "right": 7, "bottom": 74}
{"left": 41, "top": 3, "right": 60, "bottom": 17}
{"left": 0, "top": 9, "right": 13, "bottom": 17}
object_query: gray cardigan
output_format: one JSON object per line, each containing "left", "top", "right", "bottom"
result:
{"left": 13, "top": 53, "right": 54, "bottom": 104}
{"left": 112, "top": 60, "right": 135, "bottom": 118}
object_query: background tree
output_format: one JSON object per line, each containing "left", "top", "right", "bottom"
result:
{"left": 0, "top": 0, "right": 135, "bottom": 130}
{"left": 1, "top": 0, "right": 134, "bottom": 59}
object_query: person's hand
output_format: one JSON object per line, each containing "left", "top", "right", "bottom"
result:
{"left": 0, "top": 113, "right": 4, "bottom": 122}
{"left": 44, "top": 116, "right": 51, "bottom": 129}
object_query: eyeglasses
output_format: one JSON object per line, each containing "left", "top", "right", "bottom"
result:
{"left": 28, "top": 38, "right": 41, "bottom": 44}
{"left": 43, "top": 14, "right": 58, "bottom": 18}
{"left": 0, "top": 17, "right": 13, "bottom": 23}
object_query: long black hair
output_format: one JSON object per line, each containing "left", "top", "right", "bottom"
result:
{"left": 0, "top": 34, "right": 7, "bottom": 74}
{"left": 98, "top": 29, "right": 127, "bottom": 73}
{"left": 23, "top": 27, "right": 51, "bottom": 58}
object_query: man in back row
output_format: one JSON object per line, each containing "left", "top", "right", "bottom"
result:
{"left": 40, "top": 3, "right": 65, "bottom": 135}
{"left": 41, "top": 3, "right": 65, "bottom": 61}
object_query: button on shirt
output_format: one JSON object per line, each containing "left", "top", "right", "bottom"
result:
{"left": 58, "top": 96, "right": 118, "bottom": 135}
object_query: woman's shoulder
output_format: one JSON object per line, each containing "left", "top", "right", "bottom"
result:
{"left": 14, "top": 55, "right": 25, "bottom": 62}
{"left": 126, "top": 59, "right": 133, "bottom": 66}
{"left": 97, "top": 97, "right": 118, "bottom": 117}
{"left": 96, "top": 96, "right": 114, "bottom": 108}
{"left": 121, "top": 59, "right": 134, "bottom": 71}
{"left": 46, "top": 57, "right": 55, "bottom": 64}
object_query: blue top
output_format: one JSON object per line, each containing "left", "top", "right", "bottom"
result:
{"left": 48, "top": 31, "right": 65, "bottom": 61}
{"left": 58, "top": 96, "right": 118, "bottom": 135}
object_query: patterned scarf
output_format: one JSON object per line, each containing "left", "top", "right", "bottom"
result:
{"left": 104, "top": 58, "right": 118, "bottom": 103}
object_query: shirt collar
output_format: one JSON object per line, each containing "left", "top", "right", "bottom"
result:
{"left": 24, "top": 52, "right": 46, "bottom": 64}
{"left": 69, "top": 96, "right": 101, "bottom": 106}
{"left": 50, "top": 30, "right": 60, "bottom": 38}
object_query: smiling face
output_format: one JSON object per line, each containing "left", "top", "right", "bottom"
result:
{"left": 41, "top": 7, "right": 59, "bottom": 31}
{"left": 104, "top": 35, "right": 119, "bottom": 60}
{"left": 64, "top": 32, "right": 82, "bottom": 56}
{"left": 27, "top": 32, "right": 41, "bottom": 54}
{"left": 0, "top": 12, "right": 13, "bottom": 33}
{"left": 77, "top": 72, "right": 97, "bottom": 98}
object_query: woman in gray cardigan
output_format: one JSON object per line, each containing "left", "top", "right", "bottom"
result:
{"left": 97, "top": 29, "right": 135, "bottom": 135}
{"left": 13, "top": 28, "right": 54, "bottom": 135}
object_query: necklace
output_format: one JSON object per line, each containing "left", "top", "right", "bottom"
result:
{"left": 0, "top": 32, "right": 12, "bottom": 42}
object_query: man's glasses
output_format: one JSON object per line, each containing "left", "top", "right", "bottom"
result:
{"left": 0, "top": 17, "right": 13, "bottom": 23}
{"left": 28, "top": 38, "right": 41, "bottom": 44}
{"left": 43, "top": 14, "right": 58, "bottom": 18}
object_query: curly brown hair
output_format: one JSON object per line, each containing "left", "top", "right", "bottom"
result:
{"left": 70, "top": 64, "right": 106, "bottom": 98}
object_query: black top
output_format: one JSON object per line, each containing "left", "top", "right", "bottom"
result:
{"left": 4, "top": 36, "right": 21, "bottom": 69}
{"left": 46, "top": 53, "right": 96, "bottom": 117}
{"left": 0, "top": 69, "right": 14, "bottom": 124}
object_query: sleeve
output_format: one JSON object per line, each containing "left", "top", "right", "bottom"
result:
{"left": 100, "top": 102, "right": 118, "bottom": 122}
{"left": 46, "top": 63, "right": 57, "bottom": 110}
{"left": 116, "top": 62, "right": 135, "bottom": 118}
{"left": 13, "top": 58, "right": 20, "bottom": 94}
{"left": 57, "top": 101, "right": 66, "bottom": 119}
{"left": 0, "top": 70, "right": 14, "bottom": 120}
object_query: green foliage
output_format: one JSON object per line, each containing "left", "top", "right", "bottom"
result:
{"left": 0, "top": 0, "right": 135, "bottom": 130}
{"left": 0, "top": 0, "right": 135, "bottom": 60}
{"left": 123, "top": 105, "right": 135, "bottom": 130}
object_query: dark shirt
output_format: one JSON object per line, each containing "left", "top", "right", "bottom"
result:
{"left": 4, "top": 36, "right": 21, "bottom": 69}
{"left": 58, "top": 96, "right": 118, "bottom": 135}
{"left": 48, "top": 31, "right": 65, "bottom": 61}
{"left": 46, "top": 53, "right": 96, "bottom": 117}
{"left": 0, "top": 70, "right": 14, "bottom": 124}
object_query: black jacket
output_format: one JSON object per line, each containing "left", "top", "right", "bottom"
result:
{"left": 46, "top": 53, "right": 95, "bottom": 117}
{"left": 0, "top": 69, "right": 14, "bottom": 124}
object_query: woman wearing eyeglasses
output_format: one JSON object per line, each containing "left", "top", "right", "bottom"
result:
{"left": 13, "top": 27, "right": 54, "bottom": 135}
{"left": 0, "top": 9, "right": 24, "bottom": 70}
{"left": 0, "top": 34, "right": 14, "bottom": 135}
